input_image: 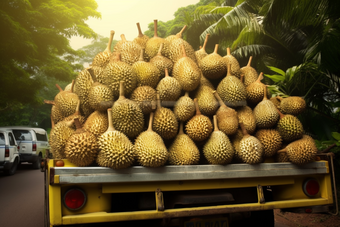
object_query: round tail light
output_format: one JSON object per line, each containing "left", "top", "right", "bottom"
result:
{"left": 303, "top": 178, "right": 320, "bottom": 197}
{"left": 63, "top": 188, "right": 87, "bottom": 211}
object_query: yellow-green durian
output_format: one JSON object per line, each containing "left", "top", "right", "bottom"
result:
{"left": 255, "top": 129, "right": 282, "bottom": 158}
{"left": 240, "top": 56, "right": 258, "bottom": 87}
{"left": 133, "top": 22, "right": 149, "bottom": 49}
{"left": 200, "top": 44, "right": 227, "bottom": 80}
{"left": 156, "top": 68, "right": 182, "bottom": 103}
{"left": 173, "top": 92, "right": 195, "bottom": 122}
{"left": 130, "top": 85, "right": 157, "bottom": 115}
{"left": 92, "top": 30, "right": 115, "bottom": 68}
{"left": 222, "top": 47, "right": 241, "bottom": 78}
{"left": 276, "top": 110, "right": 304, "bottom": 142}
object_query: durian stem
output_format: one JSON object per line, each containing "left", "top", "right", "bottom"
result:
{"left": 213, "top": 115, "right": 219, "bottom": 132}
{"left": 262, "top": 85, "right": 268, "bottom": 101}
{"left": 119, "top": 81, "right": 125, "bottom": 98}
{"left": 153, "top": 20, "right": 158, "bottom": 37}
{"left": 176, "top": 25, "right": 187, "bottom": 38}
{"left": 240, "top": 74, "right": 245, "bottom": 83}
{"left": 70, "top": 80, "right": 75, "bottom": 93}
{"left": 156, "top": 93, "right": 161, "bottom": 110}
{"left": 256, "top": 72, "right": 264, "bottom": 83}
{"left": 74, "top": 100, "right": 80, "bottom": 114}
{"left": 194, "top": 98, "right": 201, "bottom": 115}
{"left": 106, "top": 108, "right": 115, "bottom": 132}
{"left": 50, "top": 115, "right": 55, "bottom": 129}
{"left": 247, "top": 56, "right": 253, "bottom": 67}
{"left": 181, "top": 44, "right": 187, "bottom": 58}
{"left": 202, "top": 34, "right": 210, "bottom": 51}
{"left": 277, "top": 108, "right": 285, "bottom": 119}
{"left": 65, "top": 119, "right": 75, "bottom": 128}
{"left": 164, "top": 68, "right": 169, "bottom": 77}
{"left": 55, "top": 84, "right": 63, "bottom": 92}
{"left": 157, "top": 43, "right": 164, "bottom": 56}
{"left": 214, "top": 44, "right": 219, "bottom": 54}
{"left": 178, "top": 122, "right": 184, "bottom": 135}
{"left": 227, "top": 47, "right": 231, "bottom": 55}
{"left": 138, "top": 48, "right": 144, "bottom": 61}
{"left": 277, "top": 148, "right": 287, "bottom": 154}
{"left": 115, "top": 52, "right": 121, "bottom": 62}
{"left": 105, "top": 30, "right": 115, "bottom": 53}
{"left": 213, "top": 91, "right": 226, "bottom": 108}
{"left": 239, "top": 122, "right": 249, "bottom": 137}
{"left": 136, "top": 23, "right": 143, "bottom": 37}
{"left": 226, "top": 64, "right": 232, "bottom": 77}
{"left": 74, "top": 118, "right": 81, "bottom": 130}
{"left": 120, "top": 34, "right": 127, "bottom": 42}
{"left": 147, "top": 112, "right": 154, "bottom": 131}
{"left": 87, "top": 67, "right": 97, "bottom": 83}
{"left": 44, "top": 100, "right": 55, "bottom": 105}
{"left": 184, "top": 91, "right": 189, "bottom": 97}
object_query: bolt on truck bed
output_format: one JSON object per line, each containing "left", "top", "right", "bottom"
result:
{"left": 44, "top": 157, "right": 336, "bottom": 227}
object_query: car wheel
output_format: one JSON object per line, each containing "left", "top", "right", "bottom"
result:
{"left": 5, "top": 158, "right": 19, "bottom": 176}
{"left": 32, "top": 155, "right": 41, "bottom": 169}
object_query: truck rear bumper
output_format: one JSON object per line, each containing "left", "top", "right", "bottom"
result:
{"left": 20, "top": 154, "right": 38, "bottom": 163}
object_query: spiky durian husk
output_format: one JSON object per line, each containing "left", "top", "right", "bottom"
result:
{"left": 133, "top": 35, "right": 149, "bottom": 49}
{"left": 253, "top": 100, "right": 280, "bottom": 129}
{"left": 230, "top": 129, "right": 244, "bottom": 162}
{"left": 130, "top": 86, "right": 157, "bottom": 114}
{"left": 63, "top": 114, "right": 86, "bottom": 129}
{"left": 239, "top": 135, "right": 264, "bottom": 164}
{"left": 156, "top": 76, "right": 182, "bottom": 102}
{"left": 276, "top": 114, "right": 303, "bottom": 142}
{"left": 49, "top": 121, "right": 75, "bottom": 159}
{"left": 64, "top": 83, "right": 72, "bottom": 92}
{"left": 236, "top": 106, "right": 256, "bottom": 135}
{"left": 216, "top": 106, "right": 239, "bottom": 136}
{"left": 185, "top": 115, "right": 213, "bottom": 142}
{"left": 203, "top": 131, "right": 234, "bottom": 164}
{"left": 270, "top": 97, "right": 282, "bottom": 111}
{"left": 200, "top": 74, "right": 215, "bottom": 90}
{"left": 88, "top": 83, "right": 114, "bottom": 112}
{"left": 173, "top": 95, "right": 195, "bottom": 122}
{"left": 111, "top": 99, "right": 144, "bottom": 138}
{"left": 102, "top": 60, "right": 137, "bottom": 98}
{"left": 240, "top": 66, "right": 258, "bottom": 87}
{"left": 255, "top": 129, "right": 282, "bottom": 157}
{"left": 223, "top": 55, "right": 240, "bottom": 78}
{"left": 200, "top": 53, "right": 227, "bottom": 80}
{"left": 280, "top": 97, "right": 306, "bottom": 116}
{"left": 92, "top": 51, "right": 111, "bottom": 68}
{"left": 195, "top": 49, "right": 208, "bottom": 67}
{"left": 195, "top": 86, "right": 219, "bottom": 116}
{"left": 134, "top": 131, "right": 168, "bottom": 167}
{"left": 166, "top": 38, "right": 197, "bottom": 64}
{"left": 246, "top": 82, "right": 267, "bottom": 105}
{"left": 74, "top": 69, "right": 94, "bottom": 117}
{"left": 145, "top": 37, "right": 166, "bottom": 61}
{"left": 64, "top": 130, "right": 99, "bottom": 167}
{"left": 172, "top": 56, "right": 201, "bottom": 91}
{"left": 150, "top": 55, "right": 174, "bottom": 78}
{"left": 54, "top": 91, "right": 80, "bottom": 118}
{"left": 83, "top": 111, "right": 108, "bottom": 138}
{"left": 275, "top": 151, "right": 290, "bottom": 163}
{"left": 97, "top": 131, "right": 135, "bottom": 169}
{"left": 153, "top": 107, "right": 178, "bottom": 140}
{"left": 117, "top": 41, "right": 142, "bottom": 66}
{"left": 216, "top": 75, "right": 247, "bottom": 107}
{"left": 132, "top": 61, "right": 161, "bottom": 88}
{"left": 51, "top": 105, "right": 64, "bottom": 125}
{"left": 169, "top": 134, "right": 200, "bottom": 165}
{"left": 285, "top": 135, "right": 317, "bottom": 165}
{"left": 91, "top": 66, "right": 105, "bottom": 84}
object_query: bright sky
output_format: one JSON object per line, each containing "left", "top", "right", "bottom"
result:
{"left": 69, "top": 0, "right": 200, "bottom": 50}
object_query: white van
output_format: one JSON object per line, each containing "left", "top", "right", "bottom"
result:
{"left": 0, "top": 129, "right": 20, "bottom": 175}
{"left": 0, "top": 127, "right": 50, "bottom": 169}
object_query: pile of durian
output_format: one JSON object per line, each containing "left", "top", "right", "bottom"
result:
{"left": 47, "top": 20, "right": 318, "bottom": 169}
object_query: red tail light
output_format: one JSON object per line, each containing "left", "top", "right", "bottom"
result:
{"left": 32, "top": 142, "right": 36, "bottom": 151}
{"left": 5, "top": 145, "right": 9, "bottom": 157}
{"left": 303, "top": 178, "right": 320, "bottom": 197}
{"left": 63, "top": 188, "right": 86, "bottom": 211}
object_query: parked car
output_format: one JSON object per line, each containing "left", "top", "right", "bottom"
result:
{"left": 0, "top": 129, "right": 20, "bottom": 175}
{"left": 0, "top": 126, "right": 50, "bottom": 169}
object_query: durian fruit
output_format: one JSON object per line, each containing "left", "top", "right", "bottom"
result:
{"left": 200, "top": 44, "right": 227, "bottom": 80}
{"left": 270, "top": 96, "right": 282, "bottom": 111}
{"left": 255, "top": 129, "right": 282, "bottom": 158}
{"left": 200, "top": 74, "right": 215, "bottom": 90}
{"left": 162, "top": 25, "right": 187, "bottom": 58}
{"left": 133, "top": 22, "right": 149, "bottom": 49}
{"left": 92, "top": 30, "right": 115, "bottom": 67}
{"left": 83, "top": 110, "right": 108, "bottom": 138}
{"left": 276, "top": 109, "right": 303, "bottom": 142}
{"left": 235, "top": 106, "right": 256, "bottom": 135}
{"left": 54, "top": 81, "right": 80, "bottom": 118}
{"left": 113, "top": 34, "right": 142, "bottom": 65}
{"left": 49, "top": 119, "right": 75, "bottom": 159}
{"left": 172, "top": 45, "right": 201, "bottom": 91}
{"left": 63, "top": 100, "right": 86, "bottom": 128}
{"left": 64, "top": 118, "right": 99, "bottom": 167}
{"left": 238, "top": 122, "right": 264, "bottom": 164}
{"left": 44, "top": 100, "right": 63, "bottom": 125}
{"left": 195, "top": 85, "right": 219, "bottom": 116}
{"left": 195, "top": 34, "right": 210, "bottom": 67}
{"left": 173, "top": 92, "right": 195, "bottom": 122}
{"left": 145, "top": 20, "right": 166, "bottom": 61}
{"left": 240, "top": 56, "right": 258, "bottom": 87}
{"left": 96, "top": 108, "right": 135, "bottom": 169}
{"left": 213, "top": 91, "right": 239, "bottom": 136}
{"left": 74, "top": 68, "right": 94, "bottom": 118}
{"left": 134, "top": 112, "right": 168, "bottom": 167}
{"left": 230, "top": 129, "right": 244, "bottom": 162}
{"left": 203, "top": 115, "right": 235, "bottom": 164}
{"left": 64, "top": 82, "right": 72, "bottom": 92}
{"left": 132, "top": 49, "right": 161, "bottom": 88}
{"left": 246, "top": 72, "right": 267, "bottom": 105}
{"left": 253, "top": 86, "right": 280, "bottom": 129}
{"left": 102, "top": 53, "right": 137, "bottom": 98}
{"left": 152, "top": 93, "right": 178, "bottom": 140}
{"left": 87, "top": 67, "right": 114, "bottom": 112}
{"left": 216, "top": 64, "right": 247, "bottom": 107}
{"left": 168, "top": 122, "right": 200, "bottom": 165}
{"left": 149, "top": 43, "right": 174, "bottom": 78}
{"left": 280, "top": 96, "right": 306, "bottom": 116}
{"left": 277, "top": 135, "right": 317, "bottom": 165}
{"left": 185, "top": 98, "right": 213, "bottom": 142}
{"left": 130, "top": 85, "right": 157, "bottom": 114}
{"left": 223, "top": 47, "right": 241, "bottom": 78}
{"left": 91, "top": 66, "right": 106, "bottom": 84}
{"left": 111, "top": 81, "right": 144, "bottom": 138}
{"left": 156, "top": 68, "right": 182, "bottom": 103}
